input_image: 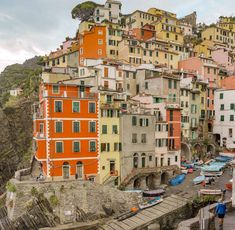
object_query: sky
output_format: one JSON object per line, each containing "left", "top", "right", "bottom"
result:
{"left": 0, "top": 0, "right": 234, "bottom": 73}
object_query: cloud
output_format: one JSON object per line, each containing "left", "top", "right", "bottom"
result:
{"left": 0, "top": 0, "right": 234, "bottom": 72}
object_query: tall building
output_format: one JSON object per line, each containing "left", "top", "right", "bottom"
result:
{"left": 33, "top": 79, "right": 99, "bottom": 181}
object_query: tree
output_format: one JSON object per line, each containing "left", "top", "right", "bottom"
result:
{"left": 71, "top": 1, "right": 99, "bottom": 21}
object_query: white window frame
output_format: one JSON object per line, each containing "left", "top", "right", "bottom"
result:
{"left": 73, "top": 141, "right": 81, "bottom": 153}
{"left": 89, "top": 121, "right": 96, "bottom": 133}
{"left": 72, "top": 121, "right": 80, "bottom": 133}
{"left": 98, "top": 49, "right": 102, "bottom": 55}
{"left": 98, "top": 39, "right": 103, "bottom": 45}
{"left": 55, "top": 141, "right": 64, "bottom": 153}
{"left": 98, "top": 30, "right": 103, "bottom": 35}
{"left": 52, "top": 85, "right": 60, "bottom": 94}
{"left": 54, "top": 100, "right": 63, "bottom": 112}
{"left": 89, "top": 140, "right": 96, "bottom": 152}
{"left": 55, "top": 121, "right": 63, "bottom": 133}
{"left": 72, "top": 101, "right": 80, "bottom": 113}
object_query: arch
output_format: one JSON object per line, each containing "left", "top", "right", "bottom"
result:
{"left": 133, "top": 178, "right": 141, "bottom": 189}
{"left": 192, "top": 143, "right": 203, "bottom": 159}
{"left": 76, "top": 161, "right": 83, "bottom": 179}
{"left": 141, "top": 153, "right": 146, "bottom": 168}
{"left": 62, "top": 162, "right": 70, "bottom": 179}
{"left": 208, "top": 123, "right": 212, "bottom": 133}
{"left": 160, "top": 172, "right": 169, "bottom": 185}
{"left": 181, "top": 143, "right": 191, "bottom": 161}
{"left": 207, "top": 144, "right": 215, "bottom": 154}
{"left": 133, "top": 153, "right": 139, "bottom": 169}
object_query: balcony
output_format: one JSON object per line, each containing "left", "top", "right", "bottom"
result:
{"left": 100, "top": 102, "right": 120, "bottom": 109}
{"left": 42, "top": 90, "right": 98, "bottom": 100}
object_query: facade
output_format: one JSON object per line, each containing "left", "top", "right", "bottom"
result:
{"left": 33, "top": 81, "right": 99, "bottom": 181}
{"left": 120, "top": 113, "right": 156, "bottom": 182}
{"left": 93, "top": 0, "right": 122, "bottom": 24}
{"left": 213, "top": 88, "right": 235, "bottom": 150}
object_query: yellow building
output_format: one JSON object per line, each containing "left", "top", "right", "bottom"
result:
{"left": 118, "top": 37, "right": 180, "bottom": 69}
{"left": 201, "top": 26, "right": 235, "bottom": 48}
{"left": 194, "top": 40, "right": 215, "bottom": 58}
{"left": 99, "top": 92, "right": 122, "bottom": 186}
{"left": 218, "top": 16, "right": 235, "bottom": 33}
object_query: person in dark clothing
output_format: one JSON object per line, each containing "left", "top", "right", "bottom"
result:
{"left": 215, "top": 199, "right": 227, "bottom": 227}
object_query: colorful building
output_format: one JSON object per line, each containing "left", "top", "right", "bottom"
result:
{"left": 33, "top": 81, "right": 99, "bottom": 181}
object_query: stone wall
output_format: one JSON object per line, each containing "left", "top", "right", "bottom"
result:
{"left": 5, "top": 179, "right": 139, "bottom": 229}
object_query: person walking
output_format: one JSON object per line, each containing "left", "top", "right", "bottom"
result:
{"left": 215, "top": 199, "right": 227, "bottom": 228}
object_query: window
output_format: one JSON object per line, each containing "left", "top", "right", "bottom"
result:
{"left": 168, "top": 79, "right": 172, "bottom": 88}
{"left": 145, "top": 82, "right": 148, "bottom": 89}
{"left": 175, "top": 155, "right": 178, "bottom": 162}
{"left": 104, "top": 67, "right": 108, "bottom": 77}
{"left": 132, "top": 133, "right": 137, "bottom": 143}
{"left": 220, "top": 115, "right": 224, "bottom": 121}
{"left": 98, "top": 49, "right": 102, "bottom": 55}
{"left": 73, "top": 141, "right": 80, "bottom": 152}
{"left": 55, "top": 121, "right": 63, "bottom": 133}
{"left": 168, "top": 158, "right": 170, "bottom": 166}
{"left": 89, "top": 121, "right": 96, "bottom": 132}
{"left": 141, "top": 134, "right": 147, "bottom": 143}
{"left": 132, "top": 116, "right": 137, "bottom": 126}
{"left": 112, "top": 125, "right": 118, "bottom": 134}
{"left": 72, "top": 101, "right": 80, "bottom": 113}
{"left": 89, "top": 141, "right": 96, "bottom": 152}
{"left": 219, "top": 93, "right": 223, "bottom": 99}
{"left": 55, "top": 101, "right": 62, "bottom": 112}
{"left": 98, "top": 39, "right": 103, "bottom": 45}
{"left": 102, "top": 125, "right": 107, "bottom": 134}
{"left": 114, "top": 143, "right": 121, "bottom": 151}
{"left": 139, "top": 118, "right": 149, "bottom": 126}
{"left": 89, "top": 102, "right": 96, "bottom": 113}
{"left": 39, "top": 123, "right": 44, "bottom": 134}
{"left": 170, "top": 110, "right": 173, "bottom": 121}
{"left": 73, "top": 121, "right": 80, "bottom": 133}
{"left": 149, "top": 156, "right": 152, "bottom": 161}
{"left": 101, "top": 143, "right": 110, "bottom": 152}
{"left": 107, "top": 95, "right": 112, "bottom": 103}
{"left": 53, "top": 85, "right": 59, "bottom": 94}
{"left": 220, "top": 104, "right": 224, "bottom": 110}
{"left": 229, "top": 128, "right": 233, "bottom": 137}
{"left": 174, "top": 80, "right": 177, "bottom": 89}
{"left": 56, "top": 142, "right": 63, "bottom": 153}
{"left": 230, "top": 115, "right": 234, "bottom": 121}
{"left": 230, "top": 104, "right": 235, "bottom": 110}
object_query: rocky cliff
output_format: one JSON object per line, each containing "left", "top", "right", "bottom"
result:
{"left": 0, "top": 57, "right": 42, "bottom": 193}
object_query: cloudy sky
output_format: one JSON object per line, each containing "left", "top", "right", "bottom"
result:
{"left": 0, "top": 0, "right": 234, "bottom": 72}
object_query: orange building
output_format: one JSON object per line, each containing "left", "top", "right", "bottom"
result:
{"left": 78, "top": 25, "right": 107, "bottom": 65}
{"left": 33, "top": 82, "right": 99, "bottom": 181}
{"left": 132, "top": 24, "right": 156, "bottom": 41}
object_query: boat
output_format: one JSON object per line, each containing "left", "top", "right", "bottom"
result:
{"left": 193, "top": 175, "right": 205, "bottom": 185}
{"left": 200, "top": 171, "right": 223, "bottom": 177}
{"left": 143, "top": 189, "right": 165, "bottom": 197}
{"left": 225, "top": 183, "right": 232, "bottom": 191}
{"left": 188, "top": 168, "right": 193, "bottom": 173}
{"left": 199, "top": 189, "right": 223, "bottom": 196}
{"left": 139, "top": 197, "right": 163, "bottom": 210}
{"left": 181, "top": 162, "right": 193, "bottom": 169}
{"left": 169, "top": 174, "right": 186, "bottom": 186}
{"left": 181, "top": 169, "right": 188, "bottom": 174}
{"left": 116, "top": 209, "right": 139, "bottom": 221}
{"left": 215, "top": 156, "right": 232, "bottom": 162}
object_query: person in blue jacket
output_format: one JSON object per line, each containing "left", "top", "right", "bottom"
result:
{"left": 215, "top": 199, "right": 227, "bottom": 227}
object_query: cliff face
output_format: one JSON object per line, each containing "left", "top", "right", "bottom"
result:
{"left": 0, "top": 57, "right": 42, "bottom": 193}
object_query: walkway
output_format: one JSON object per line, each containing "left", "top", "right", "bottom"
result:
{"left": 98, "top": 195, "right": 189, "bottom": 230}
{"left": 215, "top": 209, "right": 235, "bottom": 230}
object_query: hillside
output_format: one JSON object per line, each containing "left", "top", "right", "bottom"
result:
{"left": 0, "top": 57, "right": 42, "bottom": 193}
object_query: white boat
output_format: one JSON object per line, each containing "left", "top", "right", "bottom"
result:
{"left": 193, "top": 175, "right": 205, "bottom": 185}
{"left": 200, "top": 171, "right": 223, "bottom": 177}
{"left": 181, "top": 169, "right": 188, "bottom": 174}
{"left": 139, "top": 197, "right": 163, "bottom": 210}
{"left": 199, "top": 189, "right": 223, "bottom": 196}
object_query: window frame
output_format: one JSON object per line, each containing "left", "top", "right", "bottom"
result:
{"left": 72, "top": 101, "right": 80, "bottom": 113}
{"left": 55, "top": 141, "right": 63, "bottom": 153}
{"left": 54, "top": 100, "right": 63, "bottom": 112}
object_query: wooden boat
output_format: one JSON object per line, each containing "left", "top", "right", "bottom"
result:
{"left": 115, "top": 209, "right": 139, "bottom": 221}
{"left": 169, "top": 174, "right": 186, "bottom": 186}
{"left": 143, "top": 189, "right": 165, "bottom": 197}
{"left": 139, "top": 197, "right": 163, "bottom": 210}
{"left": 199, "top": 189, "right": 223, "bottom": 196}
{"left": 193, "top": 175, "right": 205, "bottom": 185}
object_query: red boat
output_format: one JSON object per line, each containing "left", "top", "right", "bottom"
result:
{"left": 225, "top": 183, "right": 232, "bottom": 191}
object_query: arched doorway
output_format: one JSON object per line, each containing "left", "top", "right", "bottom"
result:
{"left": 133, "top": 153, "right": 139, "bottom": 168}
{"left": 181, "top": 143, "right": 191, "bottom": 161}
{"left": 63, "top": 162, "right": 70, "bottom": 179}
{"left": 193, "top": 143, "right": 203, "bottom": 159}
{"left": 76, "top": 161, "right": 83, "bottom": 179}
{"left": 207, "top": 144, "right": 215, "bottom": 154}
{"left": 160, "top": 172, "right": 169, "bottom": 185}
{"left": 133, "top": 178, "right": 141, "bottom": 189}
{"left": 141, "top": 153, "right": 146, "bottom": 168}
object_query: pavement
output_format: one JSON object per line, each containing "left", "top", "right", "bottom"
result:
{"left": 215, "top": 209, "right": 235, "bottom": 230}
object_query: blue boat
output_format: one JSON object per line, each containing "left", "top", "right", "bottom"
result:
{"left": 215, "top": 156, "right": 232, "bottom": 162}
{"left": 169, "top": 174, "right": 186, "bottom": 186}
{"left": 193, "top": 175, "right": 205, "bottom": 185}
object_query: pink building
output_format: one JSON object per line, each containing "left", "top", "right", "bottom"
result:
{"left": 211, "top": 48, "right": 235, "bottom": 75}
{"left": 179, "top": 57, "right": 220, "bottom": 132}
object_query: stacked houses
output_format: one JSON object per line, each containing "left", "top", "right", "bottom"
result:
{"left": 33, "top": 0, "right": 235, "bottom": 188}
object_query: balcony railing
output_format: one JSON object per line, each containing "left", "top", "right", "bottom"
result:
{"left": 42, "top": 90, "right": 97, "bottom": 99}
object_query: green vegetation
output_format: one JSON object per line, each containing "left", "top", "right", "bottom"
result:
{"left": 193, "top": 195, "right": 217, "bottom": 209}
{"left": 71, "top": 1, "right": 99, "bottom": 21}
{"left": 6, "top": 182, "right": 16, "bottom": 192}
{"left": 49, "top": 194, "right": 59, "bottom": 206}
{"left": 31, "top": 187, "right": 39, "bottom": 197}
